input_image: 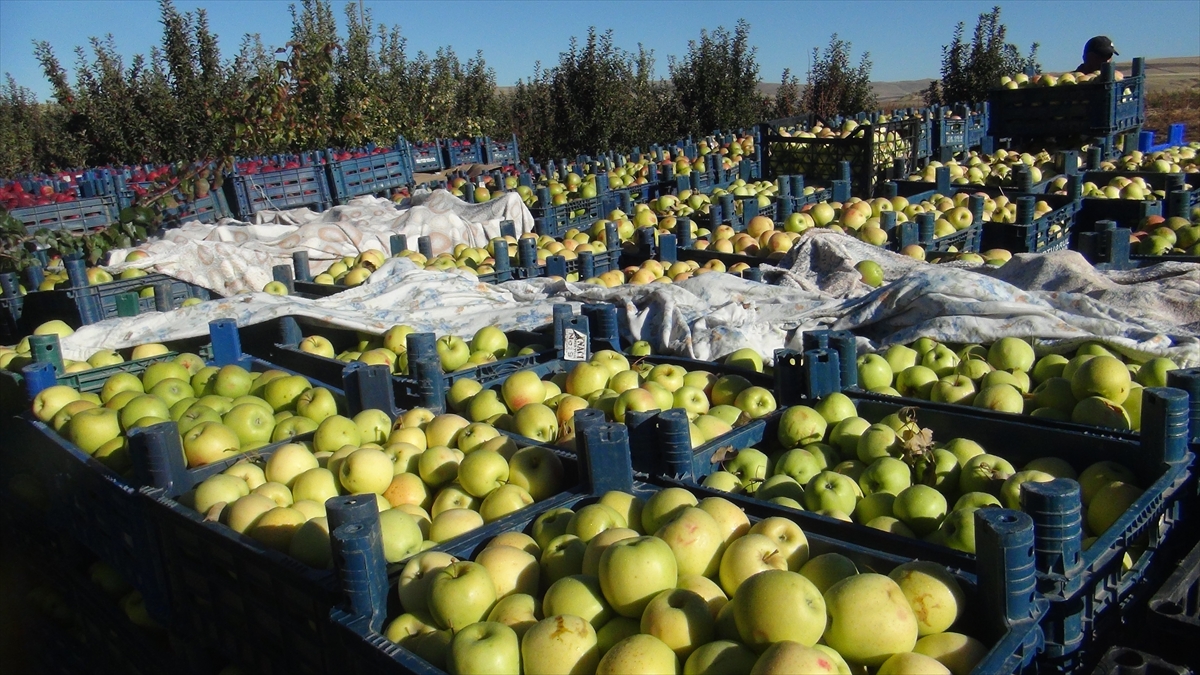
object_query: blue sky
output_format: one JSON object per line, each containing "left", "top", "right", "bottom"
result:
{"left": 2, "top": 0, "right": 1197, "bottom": 100}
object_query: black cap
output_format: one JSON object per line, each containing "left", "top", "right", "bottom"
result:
{"left": 1084, "top": 36, "right": 1119, "bottom": 58}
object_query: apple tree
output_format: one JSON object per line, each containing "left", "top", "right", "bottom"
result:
{"left": 801, "top": 34, "right": 877, "bottom": 120}
{"left": 926, "top": 6, "right": 1040, "bottom": 106}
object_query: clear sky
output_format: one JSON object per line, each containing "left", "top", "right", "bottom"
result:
{"left": 2, "top": 0, "right": 1198, "bottom": 101}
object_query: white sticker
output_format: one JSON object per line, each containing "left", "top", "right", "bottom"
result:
{"left": 563, "top": 329, "right": 589, "bottom": 361}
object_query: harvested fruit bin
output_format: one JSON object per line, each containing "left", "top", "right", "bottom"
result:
{"left": 138, "top": 359, "right": 587, "bottom": 675}
{"left": 15, "top": 257, "right": 217, "bottom": 331}
{"left": 325, "top": 143, "right": 415, "bottom": 203}
{"left": 224, "top": 163, "right": 333, "bottom": 219}
{"left": 327, "top": 417, "right": 1047, "bottom": 675}
{"left": 987, "top": 60, "right": 1146, "bottom": 139}
{"left": 11, "top": 193, "right": 119, "bottom": 235}
{"left": 1144, "top": 537, "right": 1200, "bottom": 669}
{"left": 12, "top": 320, "right": 342, "bottom": 627}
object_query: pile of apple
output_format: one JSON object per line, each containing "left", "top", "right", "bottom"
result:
{"left": 1068, "top": 175, "right": 1194, "bottom": 201}
{"left": 997, "top": 70, "right": 1127, "bottom": 89}
{"left": 857, "top": 336, "right": 1179, "bottom": 430}
{"left": 1099, "top": 145, "right": 1199, "bottom": 174}
{"left": 448, "top": 349, "right": 775, "bottom": 448}
{"left": 1, "top": 320, "right": 209, "bottom": 376}
{"left": 29, "top": 358, "right": 344, "bottom": 472}
{"left": 771, "top": 118, "right": 914, "bottom": 174}
{"left": 700, "top": 396, "right": 1144, "bottom": 558}
{"left": 904, "top": 150, "right": 1066, "bottom": 187}
{"left": 0, "top": 179, "right": 84, "bottom": 210}
{"left": 1131, "top": 213, "right": 1200, "bottom": 256}
{"left": 186, "top": 408, "right": 567, "bottom": 569}
{"left": 296, "top": 324, "right": 549, "bottom": 375}
{"left": 383, "top": 487, "right": 986, "bottom": 675}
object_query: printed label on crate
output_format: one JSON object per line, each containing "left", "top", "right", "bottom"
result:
{"left": 563, "top": 329, "right": 589, "bottom": 361}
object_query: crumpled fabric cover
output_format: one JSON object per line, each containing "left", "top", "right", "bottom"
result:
{"left": 101, "top": 191, "right": 535, "bottom": 296}
{"left": 56, "top": 227, "right": 1200, "bottom": 368}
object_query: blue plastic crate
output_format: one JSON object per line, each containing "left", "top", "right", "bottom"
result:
{"left": 1145, "top": 538, "right": 1200, "bottom": 669}
{"left": 980, "top": 192, "right": 1081, "bottom": 253}
{"left": 988, "top": 60, "right": 1146, "bottom": 139}
{"left": 13, "top": 322, "right": 338, "bottom": 627}
{"left": 482, "top": 134, "right": 520, "bottom": 165}
{"left": 12, "top": 194, "right": 118, "bottom": 234}
{"left": 1091, "top": 647, "right": 1192, "bottom": 675}
{"left": 530, "top": 181, "right": 608, "bottom": 239}
{"left": 329, "top": 418, "right": 1047, "bottom": 675}
{"left": 443, "top": 138, "right": 483, "bottom": 167}
{"left": 326, "top": 146, "right": 414, "bottom": 203}
{"left": 16, "top": 259, "right": 217, "bottom": 331}
{"left": 1138, "top": 124, "right": 1188, "bottom": 153}
{"left": 403, "top": 137, "right": 445, "bottom": 174}
{"left": 224, "top": 165, "right": 332, "bottom": 219}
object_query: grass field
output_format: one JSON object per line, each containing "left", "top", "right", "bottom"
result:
{"left": 1145, "top": 89, "right": 1199, "bottom": 143}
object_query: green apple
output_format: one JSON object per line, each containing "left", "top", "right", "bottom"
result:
{"left": 856, "top": 424, "right": 899, "bottom": 464}
{"left": 942, "top": 438, "right": 986, "bottom": 467}
{"left": 804, "top": 471, "right": 862, "bottom": 514}
{"left": 384, "top": 611, "right": 452, "bottom": 668}
{"left": 449, "top": 621, "right": 519, "bottom": 675}
{"left": 313, "top": 414, "right": 361, "bottom": 453}
{"left": 1135, "top": 357, "right": 1177, "bottom": 388}
{"left": 565, "top": 362, "right": 610, "bottom": 399}
{"left": 640, "top": 587, "right": 714, "bottom": 660}
{"left": 428, "top": 507, "right": 484, "bottom": 542}
{"left": 140, "top": 361, "right": 190, "bottom": 391}
{"left": 179, "top": 420, "right": 241, "bottom": 466}
{"left": 673, "top": 385, "right": 710, "bottom": 419}
{"left": 749, "top": 641, "right": 841, "bottom": 674}
{"left": 889, "top": 560, "right": 965, "bottom": 635}
{"left": 733, "top": 386, "right": 777, "bottom": 419}
{"left": 958, "top": 454, "right": 1015, "bottom": 494}
{"left": 291, "top": 467, "right": 340, "bottom": 505}
{"left": 378, "top": 508, "right": 422, "bottom": 563}
{"left": 208, "top": 364, "right": 254, "bottom": 398}
{"left": 30, "top": 384, "right": 80, "bottom": 424}
{"left": 486, "top": 593, "right": 539, "bottom": 639}
{"left": 193, "top": 474, "right": 251, "bottom": 514}
{"left": 508, "top": 446, "right": 565, "bottom": 501}
{"left": 798, "top": 553, "right": 858, "bottom": 595}
{"left": 1071, "top": 355, "right": 1131, "bottom": 404}
{"left": 933, "top": 508, "right": 977, "bottom": 553}
{"left": 271, "top": 415, "right": 318, "bottom": 442}
{"left": 857, "top": 354, "right": 894, "bottom": 391}
{"left": 294, "top": 387, "right": 338, "bottom": 424}
{"left": 710, "top": 374, "right": 752, "bottom": 407}
{"left": 456, "top": 449, "right": 509, "bottom": 498}
{"left": 748, "top": 516, "right": 809, "bottom": 570}
{"left": 885, "top": 344, "right": 919, "bottom": 374}
{"left": 823, "top": 573, "right": 918, "bottom": 667}
{"left": 398, "top": 551, "right": 458, "bottom": 614}
{"left": 597, "top": 633, "right": 678, "bottom": 674}
{"left": 427, "top": 560, "right": 497, "bottom": 631}
{"left": 566, "top": 503, "right": 626, "bottom": 543}
{"left": 501, "top": 370, "right": 547, "bottom": 412}
{"left": 100, "top": 373, "right": 143, "bottom": 404}
{"left": 897, "top": 365, "right": 939, "bottom": 398}
{"left": 479, "top": 484, "right": 534, "bottom": 523}
{"left": 521, "top": 615, "right": 599, "bottom": 675}
{"left": 148, "top": 378, "right": 193, "bottom": 409}
{"left": 599, "top": 535, "right": 678, "bottom": 617}
{"left": 655, "top": 507, "right": 724, "bottom": 578}
{"left": 777, "top": 405, "right": 827, "bottom": 449}
{"left": 913, "top": 632, "right": 988, "bottom": 675}
{"left": 987, "top": 337, "right": 1035, "bottom": 372}
{"left": 736, "top": 568, "right": 826, "bottom": 651}
{"left": 262, "top": 374, "right": 312, "bottom": 412}
{"left": 446, "top": 378, "right": 482, "bottom": 415}
{"left": 1078, "top": 461, "right": 1138, "bottom": 506}
{"left": 683, "top": 639, "right": 757, "bottom": 675}
{"left": 476, "top": 544, "right": 539, "bottom": 599}
{"left": 116, "top": 393, "right": 171, "bottom": 431}
{"left": 339, "top": 447, "right": 394, "bottom": 495}
{"left": 954, "top": 491, "right": 1001, "bottom": 511}
{"left": 540, "top": 533, "right": 587, "bottom": 587}
{"left": 543, "top": 574, "right": 612, "bottom": 629}
{"left": 590, "top": 350, "right": 631, "bottom": 378}
{"left": 724, "top": 348, "right": 763, "bottom": 373}
{"left": 468, "top": 389, "right": 508, "bottom": 423}
{"left": 1087, "top": 481, "right": 1143, "bottom": 534}
{"left": 470, "top": 326, "right": 510, "bottom": 359}
{"left": 877, "top": 652, "right": 951, "bottom": 675}
{"left": 223, "top": 493, "right": 276, "bottom": 533}
{"left": 224, "top": 461, "right": 266, "bottom": 489}
{"left": 513, "top": 403, "right": 558, "bottom": 443}
{"left": 999, "top": 470, "right": 1055, "bottom": 510}
{"left": 425, "top": 413, "right": 470, "bottom": 448}
{"left": 641, "top": 487, "right": 699, "bottom": 534}
{"left": 854, "top": 492, "right": 896, "bottom": 524}
{"left": 1032, "top": 354, "right": 1070, "bottom": 383}
{"left": 223, "top": 402, "right": 276, "bottom": 446}
{"left": 436, "top": 336, "right": 471, "bottom": 371}
{"left": 717, "top": 533, "right": 787, "bottom": 596}
{"left": 829, "top": 416, "right": 871, "bottom": 456}
{"left": 892, "top": 484, "right": 948, "bottom": 536}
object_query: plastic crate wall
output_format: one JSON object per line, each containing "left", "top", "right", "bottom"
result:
{"left": 13, "top": 194, "right": 118, "bottom": 234}
{"left": 224, "top": 165, "right": 332, "bottom": 219}
{"left": 988, "top": 60, "right": 1146, "bottom": 138}
{"left": 326, "top": 146, "right": 414, "bottom": 203}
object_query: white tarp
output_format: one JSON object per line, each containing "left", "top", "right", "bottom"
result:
{"left": 103, "top": 190, "right": 536, "bottom": 296}
{"left": 57, "top": 207, "right": 1200, "bottom": 368}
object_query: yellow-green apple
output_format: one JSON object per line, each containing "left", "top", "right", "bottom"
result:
{"left": 181, "top": 421, "right": 242, "bottom": 466}
{"left": 736, "top": 569, "right": 826, "bottom": 651}
{"left": 959, "top": 454, "right": 1015, "bottom": 494}
{"left": 313, "top": 415, "right": 361, "bottom": 453}
{"left": 295, "top": 387, "right": 338, "bottom": 423}
{"left": 734, "top": 386, "right": 777, "bottom": 419}
{"left": 252, "top": 481, "right": 292, "bottom": 507}
{"left": 543, "top": 574, "right": 612, "bottom": 629}
{"left": 567, "top": 503, "right": 626, "bottom": 543}
{"left": 914, "top": 632, "right": 988, "bottom": 675}
{"left": 383, "top": 472, "right": 430, "bottom": 510}
{"left": 385, "top": 611, "right": 452, "bottom": 668}
{"left": 456, "top": 449, "right": 509, "bottom": 498}
{"left": 748, "top": 517, "right": 809, "bottom": 570}
{"left": 522, "top": 615, "right": 599, "bottom": 675}
{"left": 724, "top": 348, "right": 763, "bottom": 373}
{"left": 486, "top": 593, "right": 539, "bottom": 639}
{"left": 194, "top": 474, "right": 251, "bottom": 513}
{"left": 262, "top": 374, "right": 311, "bottom": 412}
{"left": 447, "top": 378, "right": 482, "bottom": 414}
{"left": 799, "top": 553, "right": 859, "bottom": 594}
{"left": 207, "top": 364, "right": 254, "bottom": 398}
{"left": 100, "top": 372, "right": 144, "bottom": 403}
{"left": 398, "top": 551, "right": 458, "bottom": 613}
{"left": 223, "top": 493, "right": 275, "bottom": 534}
{"left": 540, "top": 533, "right": 587, "bottom": 586}
{"left": 339, "top": 447, "right": 394, "bottom": 495}
{"left": 513, "top": 403, "right": 558, "bottom": 443}
{"left": 717, "top": 533, "right": 787, "bottom": 595}
{"left": 829, "top": 416, "right": 871, "bottom": 456}
{"left": 436, "top": 336, "right": 471, "bottom": 371}
{"left": 468, "top": 389, "right": 508, "bottom": 422}
{"left": 777, "top": 406, "right": 827, "bottom": 449}
{"left": 656, "top": 506, "right": 724, "bottom": 577}
{"left": 889, "top": 561, "right": 965, "bottom": 635}
{"left": 427, "top": 560, "right": 496, "bottom": 631}
{"left": 291, "top": 467, "right": 340, "bottom": 505}
{"left": 470, "top": 326, "right": 509, "bottom": 359}
{"left": 597, "top": 633, "right": 678, "bottom": 675}
{"left": 271, "top": 415, "right": 318, "bottom": 442}
{"left": 501, "top": 370, "right": 547, "bottom": 411}
{"left": 710, "top": 375, "right": 752, "bottom": 407}
{"left": 508, "top": 446, "right": 565, "bottom": 501}
{"left": 147, "top": 378, "right": 192, "bottom": 409}
{"left": 684, "top": 640, "right": 757, "bottom": 674}
{"left": 289, "top": 517, "right": 332, "bottom": 569}
{"left": 430, "top": 483, "right": 478, "bottom": 518}
{"left": 476, "top": 545, "right": 539, "bottom": 599}
{"left": 582, "top": 528, "right": 639, "bottom": 576}
{"left": 804, "top": 471, "right": 862, "bottom": 513}
{"left": 222, "top": 402, "right": 276, "bottom": 446}
{"left": 877, "top": 651, "right": 951, "bottom": 674}
{"left": 566, "top": 362, "right": 610, "bottom": 398}
{"left": 449, "top": 621, "right": 519, "bottom": 675}
{"left": 640, "top": 588, "right": 714, "bottom": 660}
{"left": 697, "top": 496, "right": 750, "bottom": 545}
{"left": 987, "top": 337, "right": 1035, "bottom": 372}
{"left": 425, "top": 414, "right": 469, "bottom": 448}
{"left": 429, "top": 508, "right": 483, "bottom": 542}
{"left": 824, "top": 573, "right": 918, "bottom": 666}
{"left": 249, "top": 506, "right": 306, "bottom": 551}
{"left": 590, "top": 350, "right": 631, "bottom": 378}
{"left": 1087, "top": 481, "right": 1142, "bottom": 534}
{"left": 673, "top": 386, "right": 710, "bottom": 419}
{"left": 599, "top": 536, "right": 678, "bottom": 617}
{"left": 1078, "top": 461, "right": 1137, "bottom": 506}
{"left": 479, "top": 484, "right": 535, "bottom": 522}
{"left": 117, "top": 393, "right": 171, "bottom": 431}
{"left": 223, "top": 461, "right": 265, "bottom": 489}
{"left": 893, "top": 485, "right": 948, "bottom": 536}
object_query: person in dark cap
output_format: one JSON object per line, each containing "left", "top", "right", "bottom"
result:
{"left": 1077, "top": 36, "right": 1119, "bottom": 74}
